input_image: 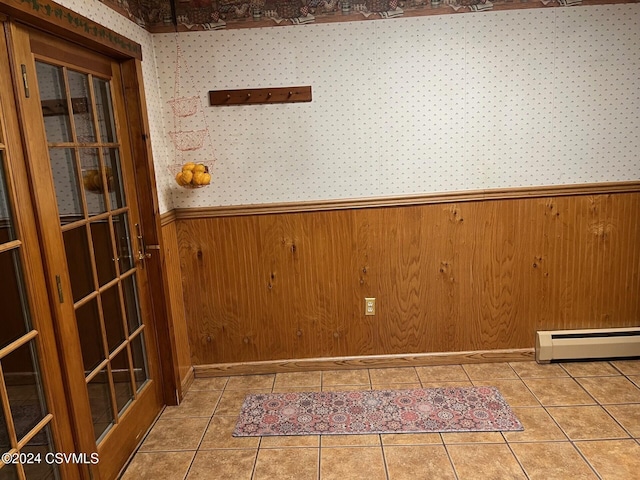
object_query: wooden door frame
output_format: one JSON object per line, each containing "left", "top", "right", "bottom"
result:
{"left": 0, "top": 21, "right": 81, "bottom": 480}
{"left": 0, "top": 0, "right": 181, "bottom": 407}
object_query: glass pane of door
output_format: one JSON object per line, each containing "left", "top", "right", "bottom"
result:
{"left": 0, "top": 148, "right": 59, "bottom": 479}
{"left": 34, "top": 62, "right": 150, "bottom": 444}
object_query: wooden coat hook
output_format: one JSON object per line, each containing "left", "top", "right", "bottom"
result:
{"left": 209, "top": 86, "right": 312, "bottom": 106}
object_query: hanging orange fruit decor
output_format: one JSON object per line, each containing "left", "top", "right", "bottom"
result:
{"left": 174, "top": 161, "right": 211, "bottom": 188}
{"left": 83, "top": 167, "right": 114, "bottom": 193}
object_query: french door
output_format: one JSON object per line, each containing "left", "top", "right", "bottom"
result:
{"left": 0, "top": 24, "right": 79, "bottom": 480}
{"left": 0, "top": 99, "right": 64, "bottom": 480}
{"left": 2, "top": 22, "right": 164, "bottom": 480}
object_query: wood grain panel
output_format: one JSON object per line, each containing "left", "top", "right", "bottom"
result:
{"left": 175, "top": 191, "right": 640, "bottom": 366}
{"left": 161, "top": 220, "right": 192, "bottom": 393}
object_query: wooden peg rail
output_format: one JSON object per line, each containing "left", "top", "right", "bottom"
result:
{"left": 209, "top": 86, "right": 312, "bottom": 106}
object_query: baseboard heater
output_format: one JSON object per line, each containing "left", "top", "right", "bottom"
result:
{"left": 536, "top": 327, "right": 640, "bottom": 363}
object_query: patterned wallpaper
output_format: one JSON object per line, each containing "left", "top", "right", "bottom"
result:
{"left": 54, "top": 0, "right": 174, "bottom": 213}
{"left": 153, "top": 4, "right": 640, "bottom": 209}
{"left": 42, "top": 2, "right": 640, "bottom": 211}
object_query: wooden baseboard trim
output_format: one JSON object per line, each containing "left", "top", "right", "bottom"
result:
{"left": 180, "top": 366, "right": 195, "bottom": 398}
{"left": 193, "top": 348, "right": 535, "bottom": 377}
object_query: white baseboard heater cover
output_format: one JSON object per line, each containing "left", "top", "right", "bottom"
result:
{"left": 536, "top": 327, "right": 640, "bottom": 363}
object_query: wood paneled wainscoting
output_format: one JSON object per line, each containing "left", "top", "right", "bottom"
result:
{"left": 161, "top": 183, "right": 640, "bottom": 377}
{"left": 161, "top": 212, "right": 195, "bottom": 391}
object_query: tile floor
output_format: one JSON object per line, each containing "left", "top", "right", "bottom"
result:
{"left": 120, "top": 359, "right": 640, "bottom": 479}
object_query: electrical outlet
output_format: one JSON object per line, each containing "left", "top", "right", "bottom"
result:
{"left": 365, "top": 297, "right": 376, "bottom": 316}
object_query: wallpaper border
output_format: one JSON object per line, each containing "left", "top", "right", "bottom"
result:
{"left": 101, "top": 0, "right": 640, "bottom": 34}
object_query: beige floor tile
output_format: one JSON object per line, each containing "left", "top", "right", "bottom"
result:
{"left": 420, "top": 381, "right": 473, "bottom": 389}
{"left": 321, "top": 433, "right": 380, "bottom": 447}
{"left": 462, "top": 363, "right": 518, "bottom": 380}
{"left": 199, "top": 415, "right": 260, "bottom": 449}
{"left": 576, "top": 440, "right": 640, "bottom": 479}
{"left": 384, "top": 445, "right": 456, "bottom": 480}
{"left": 186, "top": 449, "right": 256, "bottom": 480}
{"left": 368, "top": 367, "right": 419, "bottom": 384}
{"left": 561, "top": 361, "right": 620, "bottom": 377}
{"left": 415, "top": 365, "right": 470, "bottom": 383}
{"left": 322, "top": 369, "right": 370, "bottom": 386}
{"left": 130, "top": 366, "right": 640, "bottom": 480}
{"left": 253, "top": 448, "right": 318, "bottom": 480}
{"left": 510, "top": 442, "right": 598, "bottom": 480}
{"left": 546, "top": 406, "right": 629, "bottom": 440}
{"left": 272, "top": 385, "right": 321, "bottom": 393}
{"left": 214, "top": 389, "right": 253, "bottom": 416}
{"left": 523, "top": 378, "right": 595, "bottom": 406}
{"left": 273, "top": 371, "right": 322, "bottom": 389}
{"left": 371, "top": 383, "right": 421, "bottom": 391}
{"left": 320, "top": 447, "right": 386, "bottom": 480}
{"left": 189, "top": 377, "right": 228, "bottom": 390}
{"left": 109, "top": 364, "right": 640, "bottom": 480}
{"left": 610, "top": 360, "right": 640, "bottom": 375}
{"left": 322, "top": 384, "right": 371, "bottom": 392}
{"left": 510, "top": 361, "right": 569, "bottom": 378}
{"left": 576, "top": 376, "right": 640, "bottom": 404}
{"left": 260, "top": 434, "right": 320, "bottom": 448}
{"left": 604, "top": 404, "right": 640, "bottom": 438}
{"left": 472, "top": 379, "right": 540, "bottom": 407}
{"left": 441, "top": 432, "right": 504, "bottom": 444}
{"left": 381, "top": 432, "right": 442, "bottom": 445}
{"left": 628, "top": 375, "right": 639, "bottom": 388}
{"left": 120, "top": 451, "right": 195, "bottom": 480}
{"left": 162, "top": 390, "right": 221, "bottom": 418}
{"left": 139, "top": 417, "right": 209, "bottom": 451}
{"left": 225, "top": 374, "right": 274, "bottom": 391}
{"left": 447, "top": 443, "right": 526, "bottom": 479}
{"left": 503, "top": 407, "right": 567, "bottom": 442}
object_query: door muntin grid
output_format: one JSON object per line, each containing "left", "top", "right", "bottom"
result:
{"left": 35, "top": 61, "right": 149, "bottom": 444}
{"left": 0, "top": 144, "right": 60, "bottom": 479}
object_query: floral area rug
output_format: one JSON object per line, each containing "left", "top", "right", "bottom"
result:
{"left": 233, "top": 386, "right": 523, "bottom": 436}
